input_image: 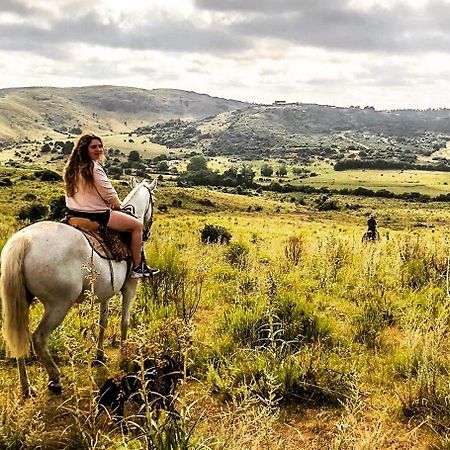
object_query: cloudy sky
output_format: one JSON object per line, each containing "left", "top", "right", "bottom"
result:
{"left": 1, "top": 0, "right": 450, "bottom": 109}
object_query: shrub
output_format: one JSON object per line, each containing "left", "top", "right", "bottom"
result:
{"left": 198, "top": 198, "right": 214, "bottom": 207}
{"left": 48, "top": 195, "right": 66, "bottom": 220}
{"left": 225, "top": 241, "right": 249, "bottom": 268}
{"left": 0, "top": 178, "right": 12, "bottom": 187}
{"left": 23, "top": 193, "right": 37, "bottom": 201}
{"left": 317, "top": 199, "right": 339, "bottom": 211}
{"left": 352, "top": 299, "right": 394, "bottom": 348}
{"left": 206, "top": 344, "right": 356, "bottom": 406}
{"left": 284, "top": 235, "right": 304, "bottom": 266}
{"left": 128, "top": 150, "right": 141, "bottom": 161}
{"left": 200, "top": 224, "right": 232, "bottom": 244}
{"left": 34, "top": 169, "right": 62, "bottom": 181}
{"left": 221, "top": 295, "right": 330, "bottom": 349}
{"left": 107, "top": 165, "right": 123, "bottom": 178}
{"left": 17, "top": 203, "right": 48, "bottom": 222}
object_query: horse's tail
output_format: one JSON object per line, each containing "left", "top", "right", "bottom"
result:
{"left": 0, "top": 235, "right": 31, "bottom": 358}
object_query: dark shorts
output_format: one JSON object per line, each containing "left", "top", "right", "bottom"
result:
{"left": 66, "top": 209, "right": 111, "bottom": 227}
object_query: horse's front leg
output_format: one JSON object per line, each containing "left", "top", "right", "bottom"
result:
{"left": 121, "top": 279, "right": 138, "bottom": 342}
{"left": 96, "top": 300, "right": 109, "bottom": 363}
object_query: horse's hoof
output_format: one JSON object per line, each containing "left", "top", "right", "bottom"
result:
{"left": 23, "top": 387, "right": 37, "bottom": 399}
{"left": 93, "top": 354, "right": 108, "bottom": 366}
{"left": 48, "top": 380, "right": 62, "bottom": 395}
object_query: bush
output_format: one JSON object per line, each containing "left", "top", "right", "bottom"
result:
{"left": 200, "top": 224, "right": 232, "bottom": 244}
{"left": 352, "top": 299, "right": 394, "bottom": 349}
{"left": 225, "top": 242, "right": 249, "bottom": 268}
{"left": 284, "top": 236, "right": 304, "bottom": 266}
{"left": 221, "top": 295, "right": 331, "bottom": 349}
{"left": 128, "top": 150, "right": 141, "bottom": 161}
{"left": 0, "top": 178, "right": 12, "bottom": 187}
{"left": 23, "top": 193, "right": 37, "bottom": 201}
{"left": 17, "top": 203, "right": 48, "bottom": 222}
{"left": 317, "top": 199, "right": 340, "bottom": 211}
{"left": 108, "top": 166, "right": 123, "bottom": 178}
{"left": 34, "top": 169, "right": 62, "bottom": 182}
{"left": 48, "top": 196, "right": 66, "bottom": 220}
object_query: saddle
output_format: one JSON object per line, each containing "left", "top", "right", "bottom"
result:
{"left": 64, "top": 217, "right": 131, "bottom": 262}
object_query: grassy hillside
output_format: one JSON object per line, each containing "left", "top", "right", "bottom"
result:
{"left": 135, "top": 103, "right": 450, "bottom": 167}
{"left": 0, "top": 86, "right": 249, "bottom": 144}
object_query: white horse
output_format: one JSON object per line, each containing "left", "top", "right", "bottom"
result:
{"left": 0, "top": 178, "right": 156, "bottom": 397}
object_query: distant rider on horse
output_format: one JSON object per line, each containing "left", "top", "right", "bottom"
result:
{"left": 367, "top": 214, "right": 378, "bottom": 238}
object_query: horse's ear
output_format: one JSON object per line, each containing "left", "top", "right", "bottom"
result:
{"left": 148, "top": 179, "right": 157, "bottom": 192}
{"left": 130, "top": 177, "right": 138, "bottom": 188}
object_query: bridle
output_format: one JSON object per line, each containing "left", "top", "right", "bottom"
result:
{"left": 142, "top": 184, "right": 155, "bottom": 242}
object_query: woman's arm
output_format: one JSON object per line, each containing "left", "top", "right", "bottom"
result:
{"left": 93, "top": 163, "right": 121, "bottom": 209}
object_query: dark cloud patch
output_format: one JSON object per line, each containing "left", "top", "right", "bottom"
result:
{"left": 225, "top": 1, "right": 450, "bottom": 54}
{"left": 0, "top": 12, "right": 248, "bottom": 57}
{"left": 0, "top": 0, "right": 39, "bottom": 15}
{"left": 195, "top": 0, "right": 336, "bottom": 13}
{"left": 3, "top": 0, "right": 450, "bottom": 64}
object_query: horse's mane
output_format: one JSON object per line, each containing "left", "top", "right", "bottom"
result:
{"left": 122, "top": 182, "right": 143, "bottom": 206}
{"left": 122, "top": 180, "right": 154, "bottom": 206}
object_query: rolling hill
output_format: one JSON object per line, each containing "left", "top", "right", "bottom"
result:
{"left": 0, "top": 85, "right": 249, "bottom": 145}
{"left": 3, "top": 86, "right": 450, "bottom": 165}
{"left": 134, "top": 103, "right": 450, "bottom": 161}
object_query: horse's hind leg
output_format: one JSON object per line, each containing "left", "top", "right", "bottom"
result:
{"left": 17, "top": 357, "right": 34, "bottom": 398}
{"left": 32, "top": 304, "right": 72, "bottom": 395}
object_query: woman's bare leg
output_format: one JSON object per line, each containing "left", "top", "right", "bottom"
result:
{"left": 107, "top": 210, "right": 143, "bottom": 267}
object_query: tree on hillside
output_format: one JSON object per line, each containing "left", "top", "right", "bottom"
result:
{"left": 56, "top": 141, "right": 74, "bottom": 155}
{"left": 222, "top": 167, "right": 238, "bottom": 179}
{"left": 276, "top": 165, "right": 288, "bottom": 177}
{"left": 187, "top": 155, "right": 208, "bottom": 172}
{"left": 260, "top": 163, "right": 273, "bottom": 177}
{"left": 128, "top": 150, "right": 141, "bottom": 162}
{"left": 157, "top": 161, "right": 169, "bottom": 172}
{"left": 237, "top": 164, "right": 255, "bottom": 188}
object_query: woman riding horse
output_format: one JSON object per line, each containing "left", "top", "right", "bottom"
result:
{"left": 64, "top": 134, "right": 158, "bottom": 278}
{"left": 0, "top": 136, "right": 158, "bottom": 397}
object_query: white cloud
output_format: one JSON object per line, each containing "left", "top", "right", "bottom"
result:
{"left": 1, "top": 0, "right": 450, "bottom": 109}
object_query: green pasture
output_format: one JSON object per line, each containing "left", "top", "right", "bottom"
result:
{"left": 300, "top": 164, "right": 450, "bottom": 196}
{"left": 2, "top": 167, "right": 450, "bottom": 448}
{"left": 102, "top": 133, "right": 174, "bottom": 158}
{"left": 206, "top": 157, "right": 450, "bottom": 196}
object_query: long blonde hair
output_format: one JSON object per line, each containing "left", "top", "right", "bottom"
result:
{"left": 63, "top": 134, "right": 103, "bottom": 197}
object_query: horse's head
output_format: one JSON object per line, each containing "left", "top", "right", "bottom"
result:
{"left": 123, "top": 178, "right": 157, "bottom": 237}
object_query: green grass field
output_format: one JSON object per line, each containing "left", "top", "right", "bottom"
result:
{"left": 207, "top": 157, "right": 450, "bottom": 196}
{"left": 300, "top": 164, "right": 450, "bottom": 196}
{"left": 2, "top": 166, "right": 450, "bottom": 448}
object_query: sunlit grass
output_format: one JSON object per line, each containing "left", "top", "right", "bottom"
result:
{"left": 1, "top": 171, "right": 450, "bottom": 447}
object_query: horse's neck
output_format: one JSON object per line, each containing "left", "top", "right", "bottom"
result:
{"left": 124, "top": 188, "right": 148, "bottom": 220}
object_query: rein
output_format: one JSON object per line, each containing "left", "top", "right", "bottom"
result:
{"left": 121, "top": 184, "right": 155, "bottom": 241}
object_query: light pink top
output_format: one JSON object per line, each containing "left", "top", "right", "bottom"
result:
{"left": 65, "top": 162, "right": 121, "bottom": 212}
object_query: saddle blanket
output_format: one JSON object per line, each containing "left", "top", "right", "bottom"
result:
{"left": 64, "top": 217, "right": 131, "bottom": 261}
